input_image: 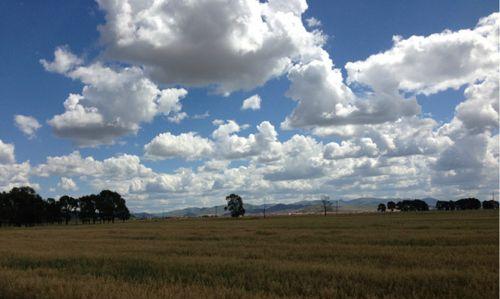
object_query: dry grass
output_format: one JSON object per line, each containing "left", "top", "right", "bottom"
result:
{"left": 0, "top": 211, "right": 498, "bottom": 298}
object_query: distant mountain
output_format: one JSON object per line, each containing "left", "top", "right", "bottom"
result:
{"left": 133, "top": 197, "right": 440, "bottom": 218}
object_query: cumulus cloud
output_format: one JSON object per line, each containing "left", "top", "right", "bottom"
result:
{"left": 42, "top": 48, "right": 188, "bottom": 146}
{"left": 144, "top": 132, "right": 214, "bottom": 161}
{"left": 14, "top": 115, "right": 42, "bottom": 139}
{"left": 0, "top": 162, "right": 32, "bottom": 192}
{"left": 283, "top": 13, "right": 498, "bottom": 131}
{"left": 281, "top": 52, "right": 420, "bottom": 129}
{"left": 58, "top": 177, "right": 78, "bottom": 191}
{"left": 96, "top": 0, "right": 323, "bottom": 94}
{"left": 0, "top": 140, "right": 15, "bottom": 164}
{"left": 145, "top": 120, "right": 281, "bottom": 161}
{"left": 345, "top": 13, "right": 498, "bottom": 95}
{"left": 3, "top": 5, "right": 495, "bottom": 206}
{"left": 241, "top": 94, "right": 262, "bottom": 110}
{"left": 40, "top": 46, "right": 82, "bottom": 73}
{"left": 0, "top": 141, "right": 35, "bottom": 192}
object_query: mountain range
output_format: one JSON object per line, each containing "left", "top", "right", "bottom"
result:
{"left": 133, "top": 197, "right": 439, "bottom": 219}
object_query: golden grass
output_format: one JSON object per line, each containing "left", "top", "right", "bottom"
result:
{"left": 0, "top": 211, "right": 498, "bottom": 298}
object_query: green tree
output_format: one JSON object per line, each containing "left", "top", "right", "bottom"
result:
{"left": 79, "top": 195, "right": 98, "bottom": 224}
{"left": 59, "top": 195, "right": 74, "bottom": 225}
{"left": 225, "top": 194, "right": 245, "bottom": 217}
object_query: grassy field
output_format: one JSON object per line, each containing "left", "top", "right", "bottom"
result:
{"left": 0, "top": 211, "right": 498, "bottom": 299}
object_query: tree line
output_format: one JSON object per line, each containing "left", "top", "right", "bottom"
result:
{"left": 377, "top": 198, "right": 499, "bottom": 212}
{"left": 0, "top": 186, "right": 130, "bottom": 227}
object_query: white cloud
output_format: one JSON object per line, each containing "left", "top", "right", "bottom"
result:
{"left": 144, "top": 120, "right": 281, "bottom": 161}
{"left": 3, "top": 5, "right": 497, "bottom": 207}
{"left": 167, "top": 112, "right": 188, "bottom": 124}
{"left": 58, "top": 177, "right": 78, "bottom": 191}
{"left": 144, "top": 132, "right": 214, "bottom": 161}
{"left": 34, "top": 151, "right": 103, "bottom": 177}
{"left": 281, "top": 52, "right": 420, "bottom": 129}
{"left": 40, "top": 46, "right": 82, "bottom": 73}
{"left": 0, "top": 141, "right": 35, "bottom": 192}
{"left": 0, "top": 140, "right": 15, "bottom": 164}
{"left": 241, "top": 94, "right": 262, "bottom": 110}
{"left": 345, "top": 13, "right": 498, "bottom": 95}
{"left": 305, "top": 17, "right": 321, "bottom": 28}
{"left": 0, "top": 162, "right": 33, "bottom": 192}
{"left": 14, "top": 115, "right": 42, "bottom": 139}
{"left": 283, "top": 13, "right": 498, "bottom": 131}
{"left": 96, "top": 0, "right": 323, "bottom": 94}
{"left": 42, "top": 48, "right": 188, "bottom": 146}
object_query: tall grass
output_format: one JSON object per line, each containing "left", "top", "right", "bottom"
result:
{"left": 0, "top": 211, "right": 498, "bottom": 298}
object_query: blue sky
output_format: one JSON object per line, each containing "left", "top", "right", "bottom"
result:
{"left": 0, "top": 0, "right": 498, "bottom": 211}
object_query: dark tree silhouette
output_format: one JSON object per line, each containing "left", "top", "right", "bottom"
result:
{"left": 0, "top": 187, "right": 130, "bottom": 227}
{"left": 455, "top": 198, "right": 481, "bottom": 210}
{"left": 224, "top": 194, "right": 245, "bottom": 217}
{"left": 435, "top": 200, "right": 457, "bottom": 211}
{"left": 0, "top": 191, "right": 12, "bottom": 226}
{"left": 377, "top": 203, "right": 386, "bottom": 212}
{"left": 7, "top": 187, "right": 45, "bottom": 226}
{"left": 396, "top": 200, "right": 429, "bottom": 211}
{"left": 482, "top": 200, "right": 499, "bottom": 210}
{"left": 387, "top": 201, "right": 396, "bottom": 212}
{"left": 59, "top": 195, "right": 73, "bottom": 225}
{"left": 98, "top": 190, "right": 124, "bottom": 223}
{"left": 79, "top": 195, "right": 97, "bottom": 224}
{"left": 46, "top": 198, "right": 63, "bottom": 224}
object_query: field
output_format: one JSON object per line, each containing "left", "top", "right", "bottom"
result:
{"left": 0, "top": 211, "right": 498, "bottom": 299}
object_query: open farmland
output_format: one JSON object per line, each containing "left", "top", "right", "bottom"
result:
{"left": 0, "top": 211, "right": 498, "bottom": 299}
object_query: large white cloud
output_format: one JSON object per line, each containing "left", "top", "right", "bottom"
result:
{"left": 346, "top": 13, "right": 498, "bottom": 96}
{"left": 283, "top": 13, "right": 499, "bottom": 130}
{"left": 4, "top": 5, "right": 496, "bottom": 208}
{"left": 144, "top": 132, "right": 214, "bottom": 161}
{"left": 96, "top": 0, "right": 323, "bottom": 94}
{"left": 144, "top": 120, "right": 282, "bottom": 162}
{"left": 281, "top": 52, "right": 420, "bottom": 129}
{"left": 42, "top": 48, "right": 188, "bottom": 146}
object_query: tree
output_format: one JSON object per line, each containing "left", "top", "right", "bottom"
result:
{"left": 8, "top": 187, "right": 45, "bottom": 226}
{"left": 320, "top": 195, "right": 331, "bottom": 216}
{"left": 482, "top": 200, "right": 499, "bottom": 210}
{"left": 455, "top": 198, "right": 481, "bottom": 210}
{"left": 0, "top": 191, "right": 12, "bottom": 226}
{"left": 224, "top": 194, "right": 245, "bottom": 217}
{"left": 436, "top": 200, "right": 449, "bottom": 210}
{"left": 98, "top": 190, "right": 122, "bottom": 223}
{"left": 396, "top": 200, "right": 429, "bottom": 212}
{"left": 0, "top": 187, "right": 130, "bottom": 227}
{"left": 46, "top": 198, "right": 63, "bottom": 224}
{"left": 79, "top": 195, "right": 97, "bottom": 224}
{"left": 377, "top": 203, "right": 386, "bottom": 212}
{"left": 387, "top": 201, "right": 396, "bottom": 212}
{"left": 59, "top": 195, "right": 73, "bottom": 225}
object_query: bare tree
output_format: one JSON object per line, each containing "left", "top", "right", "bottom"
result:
{"left": 321, "top": 195, "right": 331, "bottom": 216}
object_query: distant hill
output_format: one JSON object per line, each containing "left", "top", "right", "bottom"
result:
{"left": 133, "top": 197, "right": 439, "bottom": 218}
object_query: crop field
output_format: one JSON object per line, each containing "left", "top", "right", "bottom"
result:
{"left": 0, "top": 211, "right": 498, "bottom": 299}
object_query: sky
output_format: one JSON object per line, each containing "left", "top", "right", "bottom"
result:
{"left": 0, "top": 0, "right": 498, "bottom": 212}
